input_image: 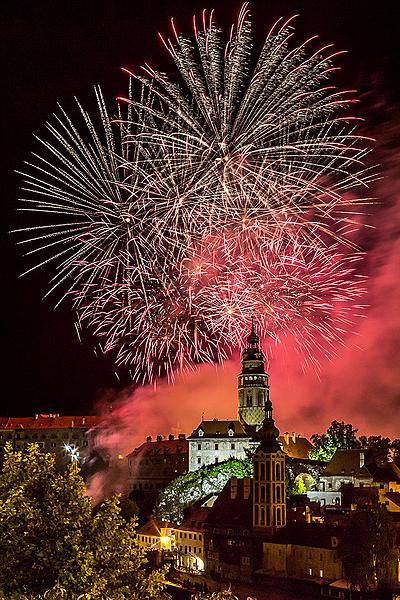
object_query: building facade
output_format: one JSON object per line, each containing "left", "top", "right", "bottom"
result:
{"left": 188, "top": 420, "right": 251, "bottom": 472}
{"left": 127, "top": 434, "right": 188, "bottom": 493}
{"left": 0, "top": 414, "right": 100, "bottom": 467}
{"left": 175, "top": 507, "right": 209, "bottom": 573}
{"left": 253, "top": 396, "right": 286, "bottom": 531}
{"left": 237, "top": 321, "right": 269, "bottom": 430}
{"left": 262, "top": 522, "right": 343, "bottom": 581}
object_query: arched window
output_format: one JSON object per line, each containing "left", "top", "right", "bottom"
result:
{"left": 276, "top": 485, "right": 281, "bottom": 502}
{"left": 260, "top": 485, "right": 265, "bottom": 501}
{"left": 275, "top": 462, "right": 280, "bottom": 480}
{"left": 254, "top": 506, "right": 259, "bottom": 526}
{"left": 260, "top": 508, "right": 265, "bottom": 526}
{"left": 276, "top": 507, "right": 281, "bottom": 526}
{"left": 260, "top": 463, "right": 265, "bottom": 480}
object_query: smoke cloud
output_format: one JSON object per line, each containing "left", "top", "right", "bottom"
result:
{"left": 88, "top": 97, "right": 400, "bottom": 499}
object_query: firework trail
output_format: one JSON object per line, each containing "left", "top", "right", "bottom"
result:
{"left": 15, "top": 6, "right": 375, "bottom": 382}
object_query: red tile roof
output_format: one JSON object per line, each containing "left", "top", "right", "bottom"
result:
{"left": 0, "top": 415, "right": 101, "bottom": 429}
{"left": 127, "top": 438, "right": 189, "bottom": 458}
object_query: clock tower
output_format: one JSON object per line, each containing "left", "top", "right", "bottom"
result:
{"left": 238, "top": 320, "right": 269, "bottom": 430}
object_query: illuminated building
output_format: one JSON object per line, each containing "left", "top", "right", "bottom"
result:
{"left": 237, "top": 320, "right": 269, "bottom": 430}
{"left": 0, "top": 414, "right": 100, "bottom": 467}
{"left": 262, "top": 522, "right": 343, "bottom": 581}
{"left": 188, "top": 420, "right": 251, "bottom": 472}
{"left": 174, "top": 507, "right": 209, "bottom": 573}
{"left": 137, "top": 517, "right": 174, "bottom": 554}
{"left": 253, "top": 395, "right": 286, "bottom": 531}
{"left": 127, "top": 434, "right": 188, "bottom": 493}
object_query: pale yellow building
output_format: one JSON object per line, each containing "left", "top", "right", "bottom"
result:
{"left": 136, "top": 517, "right": 174, "bottom": 552}
{"left": 175, "top": 508, "right": 209, "bottom": 573}
{"left": 262, "top": 523, "right": 343, "bottom": 582}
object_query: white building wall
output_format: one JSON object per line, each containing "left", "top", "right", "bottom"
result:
{"left": 189, "top": 438, "right": 252, "bottom": 472}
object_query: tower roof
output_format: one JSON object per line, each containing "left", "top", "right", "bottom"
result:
{"left": 246, "top": 317, "right": 260, "bottom": 346}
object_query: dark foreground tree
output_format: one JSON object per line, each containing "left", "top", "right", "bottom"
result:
{"left": 338, "top": 501, "right": 399, "bottom": 599}
{"left": 309, "top": 420, "right": 359, "bottom": 461}
{"left": 0, "top": 443, "right": 170, "bottom": 600}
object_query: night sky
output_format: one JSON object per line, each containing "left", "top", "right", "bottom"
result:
{"left": 2, "top": 0, "right": 400, "bottom": 419}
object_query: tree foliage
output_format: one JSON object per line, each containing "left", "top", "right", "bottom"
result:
{"left": 338, "top": 501, "right": 399, "bottom": 598}
{"left": 309, "top": 420, "right": 359, "bottom": 461}
{"left": 0, "top": 443, "right": 170, "bottom": 600}
{"left": 156, "top": 458, "right": 253, "bottom": 523}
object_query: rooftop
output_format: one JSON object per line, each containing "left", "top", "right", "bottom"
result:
{"left": 189, "top": 420, "right": 250, "bottom": 439}
{"left": 128, "top": 438, "right": 189, "bottom": 458}
{"left": 0, "top": 414, "right": 101, "bottom": 430}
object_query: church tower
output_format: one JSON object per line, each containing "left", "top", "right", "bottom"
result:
{"left": 252, "top": 396, "right": 286, "bottom": 532}
{"left": 238, "top": 320, "right": 269, "bottom": 430}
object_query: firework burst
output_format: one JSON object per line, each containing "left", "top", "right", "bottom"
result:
{"left": 15, "top": 6, "right": 374, "bottom": 382}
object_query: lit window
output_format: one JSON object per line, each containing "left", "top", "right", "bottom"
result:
{"left": 319, "top": 569, "right": 324, "bottom": 578}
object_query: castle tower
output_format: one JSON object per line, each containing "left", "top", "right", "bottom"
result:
{"left": 238, "top": 320, "right": 269, "bottom": 430}
{"left": 252, "top": 397, "right": 286, "bottom": 531}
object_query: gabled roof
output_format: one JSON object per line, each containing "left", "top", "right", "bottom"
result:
{"left": 188, "top": 420, "right": 250, "bottom": 439}
{"left": 279, "top": 434, "right": 314, "bottom": 460}
{"left": 0, "top": 415, "right": 101, "bottom": 430}
{"left": 127, "top": 438, "right": 188, "bottom": 458}
{"left": 385, "top": 492, "right": 400, "bottom": 509}
{"left": 205, "top": 478, "right": 253, "bottom": 530}
{"left": 323, "top": 449, "right": 371, "bottom": 478}
{"left": 176, "top": 508, "right": 210, "bottom": 532}
{"left": 270, "top": 522, "right": 343, "bottom": 549}
{"left": 323, "top": 449, "right": 400, "bottom": 484}
{"left": 137, "top": 518, "right": 171, "bottom": 537}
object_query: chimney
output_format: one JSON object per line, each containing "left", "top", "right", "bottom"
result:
{"left": 359, "top": 451, "right": 365, "bottom": 468}
{"left": 146, "top": 436, "right": 152, "bottom": 443}
{"left": 168, "top": 434, "right": 174, "bottom": 441}
{"left": 156, "top": 435, "right": 163, "bottom": 442}
{"left": 178, "top": 434, "right": 186, "bottom": 440}
{"left": 292, "top": 432, "right": 296, "bottom": 443}
{"left": 283, "top": 432, "right": 289, "bottom": 445}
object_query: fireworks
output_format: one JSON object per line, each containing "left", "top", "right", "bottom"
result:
{"left": 15, "top": 7, "right": 374, "bottom": 382}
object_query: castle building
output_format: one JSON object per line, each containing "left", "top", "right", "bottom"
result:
{"left": 188, "top": 420, "right": 251, "bottom": 472}
{"left": 253, "top": 396, "right": 286, "bottom": 531}
{"left": 188, "top": 323, "right": 270, "bottom": 471}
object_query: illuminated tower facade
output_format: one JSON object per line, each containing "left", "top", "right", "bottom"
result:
{"left": 238, "top": 321, "right": 269, "bottom": 430}
{"left": 252, "top": 398, "right": 286, "bottom": 531}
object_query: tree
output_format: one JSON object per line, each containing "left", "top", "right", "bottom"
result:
{"left": 0, "top": 443, "right": 170, "bottom": 600}
{"left": 338, "top": 501, "right": 399, "bottom": 599}
{"left": 309, "top": 420, "right": 359, "bottom": 461}
{"left": 358, "top": 435, "right": 392, "bottom": 463}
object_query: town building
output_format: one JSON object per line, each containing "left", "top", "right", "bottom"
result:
{"left": 189, "top": 324, "right": 313, "bottom": 472}
{"left": 262, "top": 522, "right": 343, "bottom": 581}
{"left": 0, "top": 414, "right": 100, "bottom": 467}
{"left": 253, "top": 394, "right": 286, "bottom": 531}
{"left": 204, "top": 477, "right": 255, "bottom": 581}
{"left": 136, "top": 517, "right": 174, "bottom": 552}
{"left": 127, "top": 434, "right": 188, "bottom": 493}
{"left": 174, "top": 507, "right": 209, "bottom": 573}
{"left": 309, "top": 448, "right": 400, "bottom": 506}
{"left": 188, "top": 420, "right": 251, "bottom": 472}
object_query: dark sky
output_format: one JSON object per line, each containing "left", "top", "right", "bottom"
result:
{"left": 2, "top": 0, "right": 400, "bottom": 417}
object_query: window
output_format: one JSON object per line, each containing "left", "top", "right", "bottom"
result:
{"left": 228, "top": 429, "right": 234, "bottom": 437}
{"left": 189, "top": 533, "right": 192, "bottom": 539}
{"left": 309, "top": 568, "right": 313, "bottom": 576}
{"left": 197, "top": 457, "right": 201, "bottom": 464}
{"left": 193, "top": 534, "right": 197, "bottom": 540}
{"left": 319, "top": 569, "right": 324, "bottom": 578}
{"left": 197, "top": 443, "right": 201, "bottom": 450}
{"left": 215, "top": 443, "right": 219, "bottom": 450}
{"left": 198, "top": 430, "right": 204, "bottom": 437}
{"left": 231, "top": 443, "right": 235, "bottom": 450}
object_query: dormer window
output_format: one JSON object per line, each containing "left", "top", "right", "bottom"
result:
{"left": 228, "top": 429, "right": 234, "bottom": 437}
{"left": 198, "top": 429, "right": 204, "bottom": 437}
